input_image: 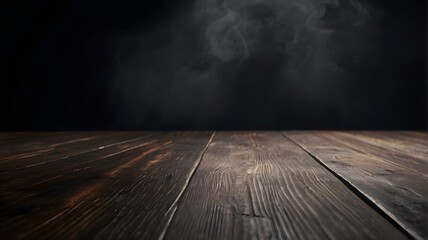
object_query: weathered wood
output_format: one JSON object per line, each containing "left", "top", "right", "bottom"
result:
{"left": 0, "top": 132, "right": 154, "bottom": 161}
{"left": 0, "top": 132, "right": 99, "bottom": 155}
{"left": 1, "top": 132, "right": 213, "bottom": 239}
{"left": 284, "top": 131, "right": 427, "bottom": 240}
{"left": 0, "top": 132, "right": 163, "bottom": 196}
{"left": 320, "top": 132, "right": 428, "bottom": 177}
{"left": 165, "top": 132, "right": 406, "bottom": 240}
{"left": 352, "top": 131, "right": 428, "bottom": 159}
{"left": 0, "top": 132, "right": 161, "bottom": 175}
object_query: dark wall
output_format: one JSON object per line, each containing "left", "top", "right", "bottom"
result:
{"left": 1, "top": 0, "right": 426, "bottom": 130}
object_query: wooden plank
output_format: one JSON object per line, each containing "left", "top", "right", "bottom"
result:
{"left": 328, "top": 132, "right": 428, "bottom": 176}
{"left": 164, "top": 131, "right": 406, "bottom": 240}
{"left": 0, "top": 132, "right": 163, "bottom": 193}
{"left": 0, "top": 132, "right": 160, "bottom": 173}
{"left": 351, "top": 131, "right": 428, "bottom": 159}
{"left": 387, "top": 131, "right": 428, "bottom": 145}
{"left": 1, "top": 132, "right": 213, "bottom": 239}
{"left": 0, "top": 132, "right": 98, "bottom": 154}
{"left": 0, "top": 132, "right": 152, "bottom": 161}
{"left": 285, "top": 131, "right": 428, "bottom": 240}
{"left": 1, "top": 132, "right": 165, "bottom": 238}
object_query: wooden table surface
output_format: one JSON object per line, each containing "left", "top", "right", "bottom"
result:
{"left": 0, "top": 131, "right": 426, "bottom": 239}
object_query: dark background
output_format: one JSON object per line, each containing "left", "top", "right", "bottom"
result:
{"left": 1, "top": 0, "right": 426, "bottom": 130}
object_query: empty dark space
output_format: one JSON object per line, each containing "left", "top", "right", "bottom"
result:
{"left": 1, "top": 0, "right": 426, "bottom": 130}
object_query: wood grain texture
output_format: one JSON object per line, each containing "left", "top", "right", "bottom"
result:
{"left": 164, "top": 131, "right": 407, "bottom": 240}
{"left": 284, "top": 131, "right": 427, "bottom": 240}
{"left": 349, "top": 131, "right": 428, "bottom": 165}
{"left": 0, "top": 132, "right": 101, "bottom": 156}
{"left": 0, "top": 132, "right": 160, "bottom": 177}
{"left": 1, "top": 132, "right": 213, "bottom": 239}
{"left": 0, "top": 132, "right": 153, "bottom": 161}
{"left": 334, "top": 132, "right": 428, "bottom": 174}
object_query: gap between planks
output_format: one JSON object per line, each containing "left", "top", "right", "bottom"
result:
{"left": 281, "top": 132, "right": 415, "bottom": 240}
{"left": 158, "top": 131, "right": 216, "bottom": 240}
{"left": 164, "top": 132, "right": 407, "bottom": 239}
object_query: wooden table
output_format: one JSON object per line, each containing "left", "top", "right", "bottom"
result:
{"left": 0, "top": 131, "right": 427, "bottom": 239}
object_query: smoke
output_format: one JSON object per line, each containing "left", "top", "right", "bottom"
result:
{"left": 199, "top": 0, "right": 367, "bottom": 63}
{"left": 112, "top": 0, "right": 377, "bottom": 128}
{"left": 195, "top": 0, "right": 370, "bottom": 77}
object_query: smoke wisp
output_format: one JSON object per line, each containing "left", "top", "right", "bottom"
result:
{"left": 112, "top": 0, "right": 380, "bottom": 129}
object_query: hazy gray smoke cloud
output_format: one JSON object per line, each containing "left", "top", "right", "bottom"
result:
{"left": 195, "top": 0, "right": 370, "bottom": 77}
{"left": 112, "top": 0, "right": 376, "bottom": 128}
